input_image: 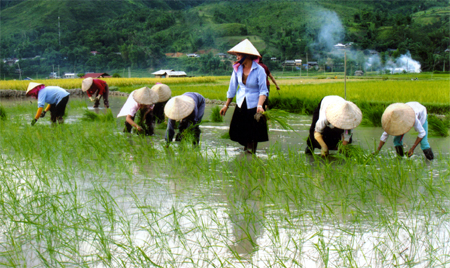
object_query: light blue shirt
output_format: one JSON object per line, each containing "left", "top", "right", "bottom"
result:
{"left": 37, "top": 86, "right": 70, "bottom": 108}
{"left": 227, "top": 61, "right": 268, "bottom": 109}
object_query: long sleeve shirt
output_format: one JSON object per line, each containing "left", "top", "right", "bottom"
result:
{"left": 226, "top": 61, "right": 268, "bottom": 109}
{"left": 380, "top": 102, "right": 427, "bottom": 142}
{"left": 166, "top": 92, "right": 205, "bottom": 142}
{"left": 86, "top": 79, "right": 107, "bottom": 97}
{"left": 37, "top": 86, "right": 70, "bottom": 108}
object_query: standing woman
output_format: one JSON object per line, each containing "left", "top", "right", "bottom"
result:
{"left": 81, "top": 77, "right": 110, "bottom": 108}
{"left": 26, "top": 82, "right": 70, "bottom": 125}
{"left": 220, "top": 39, "right": 269, "bottom": 154}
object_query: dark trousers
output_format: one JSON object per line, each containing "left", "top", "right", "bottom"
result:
{"left": 50, "top": 95, "right": 69, "bottom": 123}
{"left": 94, "top": 85, "right": 109, "bottom": 108}
{"left": 306, "top": 98, "right": 351, "bottom": 150}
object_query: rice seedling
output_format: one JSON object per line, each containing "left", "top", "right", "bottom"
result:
{"left": 210, "top": 106, "right": 223, "bottom": 123}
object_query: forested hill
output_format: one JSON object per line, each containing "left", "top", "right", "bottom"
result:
{"left": 1, "top": 0, "right": 449, "bottom": 78}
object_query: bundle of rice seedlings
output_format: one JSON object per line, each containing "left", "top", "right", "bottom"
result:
{"left": 262, "top": 109, "right": 294, "bottom": 131}
{"left": 428, "top": 114, "right": 449, "bottom": 137}
{"left": 210, "top": 106, "right": 223, "bottom": 123}
{"left": 0, "top": 106, "right": 6, "bottom": 121}
{"left": 81, "top": 109, "right": 114, "bottom": 122}
{"left": 81, "top": 110, "right": 100, "bottom": 121}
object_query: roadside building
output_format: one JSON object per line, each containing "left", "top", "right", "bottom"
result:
{"left": 81, "top": 73, "right": 111, "bottom": 78}
{"left": 64, "top": 73, "right": 76, "bottom": 79}
{"left": 152, "top": 70, "right": 187, "bottom": 78}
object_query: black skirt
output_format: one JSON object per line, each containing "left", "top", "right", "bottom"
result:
{"left": 229, "top": 99, "right": 268, "bottom": 147}
{"left": 306, "top": 98, "right": 352, "bottom": 150}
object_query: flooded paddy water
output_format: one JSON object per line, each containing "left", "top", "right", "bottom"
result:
{"left": 0, "top": 96, "right": 449, "bottom": 267}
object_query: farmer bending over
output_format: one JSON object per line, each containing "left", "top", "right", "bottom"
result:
{"left": 165, "top": 92, "right": 205, "bottom": 146}
{"left": 26, "top": 82, "right": 70, "bottom": 125}
{"left": 117, "top": 86, "right": 158, "bottom": 136}
{"left": 81, "top": 77, "right": 110, "bottom": 108}
{"left": 305, "top": 95, "right": 362, "bottom": 156}
{"left": 375, "top": 102, "right": 434, "bottom": 160}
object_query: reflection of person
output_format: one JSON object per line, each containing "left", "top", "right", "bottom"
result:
{"left": 26, "top": 82, "right": 70, "bottom": 125}
{"left": 258, "top": 57, "right": 280, "bottom": 109}
{"left": 305, "top": 95, "right": 362, "bottom": 156}
{"left": 220, "top": 39, "right": 269, "bottom": 154}
{"left": 81, "top": 77, "right": 110, "bottom": 108}
{"left": 117, "top": 87, "right": 158, "bottom": 136}
{"left": 151, "top": 83, "right": 171, "bottom": 124}
{"left": 375, "top": 102, "right": 434, "bottom": 160}
{"left": 165, "top": 92, "right": 205, "bottom": 145}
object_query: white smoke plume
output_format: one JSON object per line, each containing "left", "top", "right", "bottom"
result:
{"left": 314, "top": 10, "right": 345, "bottom": 51}
{"left": 366, "top": 51, "right": 421, "bottom": 73}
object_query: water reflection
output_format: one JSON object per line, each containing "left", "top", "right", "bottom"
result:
{"left": 225, "top": 153, "right": 266, "bottom": 262}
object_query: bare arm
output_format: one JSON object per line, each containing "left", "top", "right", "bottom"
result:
{"left": 268, "top": 73, "right": 280, "bottom": 90}
{"left": 407, "top": 137, "right": 423, "bottom": 157}
{"left": 220, "top": 98, "right": 233, "bottom": 116}
{"left": 126, "top": 115, "right": 142, "bottom": 132}
{"left": 257, "top": 95, "right": 266, "bottom": 113}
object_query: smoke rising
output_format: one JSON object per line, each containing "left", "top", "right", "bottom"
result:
{"left": 314, "top": 10, "right": 345, "bottom": 51}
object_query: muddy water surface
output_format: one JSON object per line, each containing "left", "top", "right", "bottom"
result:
{"left": 1, "top": 96, "right": 449, "bottom": 267}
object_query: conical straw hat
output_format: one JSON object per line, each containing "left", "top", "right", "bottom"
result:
{"left": 132, "top": 86, "right": 159, "bottom": 105}
{"left": 151, "top": 84, "right": 171, "bottom": 102}
{"left": 381, "top": 103, "right": 415, "bottom": 136}
{"left": 164, "top": 95, "right": 195, "bottom": 121}
{"left": 81, "top": 77, "right": 93, "bottom": 92}
{"left": 325, "top": 100, "right": 362, "bottom": 129}
{"left": 26, "top": 82, "right": 44, "bottom": 94}
{"left": 227, "top": 39, "right": 261, "bottom": 57}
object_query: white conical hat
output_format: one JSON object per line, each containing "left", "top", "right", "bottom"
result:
{"left": 81, "top": 77, "right": 93, "bottom": 92}
{"left": 326, "top": 100, "right": 362, "bottom": 129}
{"left": 164, "top": 95, "right": 195, "bottom": 121}
{"left": 381, "top": 103, "right": 415, "bottom": 136}
{"left": 151, "top": 84, "right": 171, "bottom": 102}
{"left": 26, "top": 82, "right": 44, "bottom": 94}
{"left": 227, "top": 39, "right": 261, "bottom": 57}
{"left": 132, "top": 86, "right": 159, "bottom": 105}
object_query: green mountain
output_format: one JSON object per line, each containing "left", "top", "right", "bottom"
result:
{"left": 1, "top": 0, "right": 449, "bottom": 77}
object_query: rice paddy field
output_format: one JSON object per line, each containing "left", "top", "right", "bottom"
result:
{"left": 0, "top": 75, "right": 449, "bottom": 267}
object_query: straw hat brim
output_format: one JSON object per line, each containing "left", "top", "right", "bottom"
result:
{"left": 132, "top": 86, "right": 159, "bottom": 105}
{"left": 325, "top": 101, "right": 362, "bottom": 129}
{"left": 151, "top": 84, "right": 171, "bottom": 102}
{"left": 381, "top": 103, "right": 415, "bottom": 136}
{"left": 81, "top": 77, "right": 93, "bottom": 92}
{"left": 227, "top": 39, "right": 261, "bottom": 57}
{"left": 26, "top": 82, "right": 44, "bottom": 94}
{"left": 164, "top": 95, "right": 195, "bottom": 121}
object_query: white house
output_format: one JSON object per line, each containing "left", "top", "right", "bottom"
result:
{"left": 64, "top": 73, "right": 76, "bottom": 79}
{"left": 152, "top": 69, "right": 187, "bottom": 78}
